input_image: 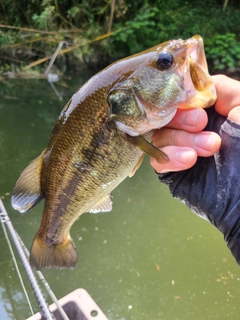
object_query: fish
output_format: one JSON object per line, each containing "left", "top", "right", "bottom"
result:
{"left": 11, "top": 35, "right": 216, "bottom": 270}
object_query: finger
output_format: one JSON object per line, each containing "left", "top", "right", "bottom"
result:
{"left": 165, "top": 108, "right": 208, "bottom": 132}
{"left": 228, "top": 106, "right": 240, "bottom": 124}
{"left": 153, "top": 128, "right": 221, "bottom": 157}
{"left": 150, "top": 146, "right": 197, "bottom": 173}
{"left": 212, "top": 75, "right": 240, "bottom": 116}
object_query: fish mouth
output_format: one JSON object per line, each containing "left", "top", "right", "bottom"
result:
{"left": 179, "top": 35, "right": 217, "bottom": 109}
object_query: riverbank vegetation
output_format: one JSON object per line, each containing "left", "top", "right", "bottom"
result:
{"left": 0, "top": 0, "right": 240, "bottom": 76}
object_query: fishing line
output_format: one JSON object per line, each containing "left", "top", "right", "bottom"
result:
{"left": 0, "top": 212, "right": 34, "bottom": 315}
{"left": 0, "top": 199, "right": 54, "bottom": 320}
{"left": 16, "top": 231, "right": 70, "bottom": 320}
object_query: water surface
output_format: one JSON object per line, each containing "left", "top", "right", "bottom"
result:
{"left": 0, "top": 74, "right": 239, "bottom": 320}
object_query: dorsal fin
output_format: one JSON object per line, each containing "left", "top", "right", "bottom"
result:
{"left": 11, "top": 151, "right": 45, "bottom": 213}
{"left": 89, "top": 194, "right": 112, "bottom": 214}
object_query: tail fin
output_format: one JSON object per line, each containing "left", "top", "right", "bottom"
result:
{"left": 30, "top": 233, "right": 78, "bottom": 270}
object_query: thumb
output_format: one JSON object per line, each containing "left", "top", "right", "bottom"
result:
{"left": 228, "top": 106, "right": 240, "bottom": 124}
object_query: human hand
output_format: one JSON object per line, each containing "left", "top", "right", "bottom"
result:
{"left": 151, "top": 75, "right": 240, "bottom": 265}
{"left": 150, "top": 75, "right": 240, "bottom": 173}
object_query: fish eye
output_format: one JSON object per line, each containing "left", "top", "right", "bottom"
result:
{"left": 156, "top": 51, "right": 174, "bottom": 70}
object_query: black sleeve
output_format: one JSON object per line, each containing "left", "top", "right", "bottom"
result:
{"left": 157, "top": 107, "right": 240, "bottom": 265}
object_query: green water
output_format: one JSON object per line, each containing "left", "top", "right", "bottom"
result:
{"left": 0, "top": 74, "right": 240, "bottom": 320}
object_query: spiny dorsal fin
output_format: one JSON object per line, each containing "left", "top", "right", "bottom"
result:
{"left": 11, "top": 151, "right": 45, "bottom": 213}
{"left": 89, "top": 194, "right": 112, "bottom": 214}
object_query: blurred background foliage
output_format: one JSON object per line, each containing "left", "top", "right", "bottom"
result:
{"left": 0, "top": 0, "right": 240, "bottom": 74}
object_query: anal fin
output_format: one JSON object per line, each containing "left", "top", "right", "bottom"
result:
{"left": 89, "top": 194, "right": 112, "bottom": 214}
{"left": 11, "top": 151, "right": 45, "bottom": 213}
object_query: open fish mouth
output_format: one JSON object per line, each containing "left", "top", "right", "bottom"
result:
{"left": 187, "top": 35, "right": 209, "bottom": 73}
{"left": 189, "top": 56, "right": 213, "bottom": 92}
{"left": 179, "top": 35, "right": 217, "bottom": 109}
{"left": 187, "top": 35, "right": 212, "bottom": 92}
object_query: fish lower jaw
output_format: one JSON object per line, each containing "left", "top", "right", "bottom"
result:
{"left": 180, "top": 58, "right": 217, "bottom": 109}
{"left": 178, "top": 86, "right": 217, "bottom": 109}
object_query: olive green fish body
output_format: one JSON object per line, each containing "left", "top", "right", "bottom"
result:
{"left": 39, "top": 59, "right": 155, "bottom": 240}
{"left": 12, "top": 35, "right": 217, "bottom": 270}
{"left": 41, "top": 93, "right": 143, "bottom": 242}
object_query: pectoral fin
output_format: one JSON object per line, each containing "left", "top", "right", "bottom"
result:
{"left": 89, "top": 194, "right": 113, "bottom": 214}
{"left": 126, "top": 134, "right": 169, "bottom": 163}
{"left": 11, "top": 151, "right": 45, "bottom": 213}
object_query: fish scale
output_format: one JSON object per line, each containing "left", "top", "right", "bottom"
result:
{"left": 11, "top": 35, "right": 216, "bottom": 270}
{"left": 41, "top": 91, "right": 142, "bottom": 236}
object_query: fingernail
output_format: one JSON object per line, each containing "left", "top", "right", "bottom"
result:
{"left": 175, "top": 150, "right": 195, "bottom": 164}
{"left": 194, "top": 133, "right": 216, "bottom": 150}
{"left": 181, "top": 108, "right": 201, "bottom": 127}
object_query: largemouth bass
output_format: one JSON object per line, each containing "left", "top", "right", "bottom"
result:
{"left": 12, "top": 35, "right": 216, "bottom": 270}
